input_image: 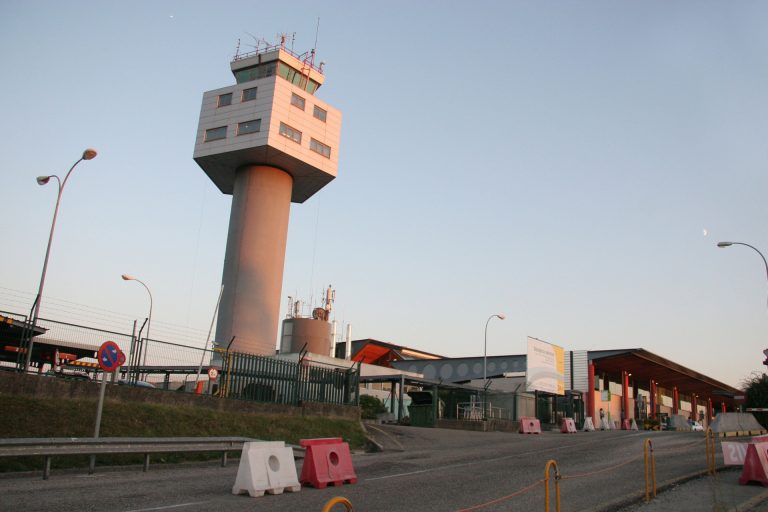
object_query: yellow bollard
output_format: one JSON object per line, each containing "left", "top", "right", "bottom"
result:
{"left": 321, "top": 496, "right": 353, "bottom": 512}
{"left": 543, "top": 459, "right": 561, "bottom": 512}
{"left": 644, "top": 438, "right": 657, "bottom": 502}
{"left": 705, "top": 428, "right": 716, "bottom": 475}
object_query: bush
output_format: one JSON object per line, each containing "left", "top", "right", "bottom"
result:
{"left": 359, "top": 394, "right": 387, "bottom": 420}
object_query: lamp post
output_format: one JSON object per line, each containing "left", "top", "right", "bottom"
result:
{"left": 122, "top": 274, "right": 153, "bottom": 380}
{"left": 717, "top": 241, "right": 768, "bottom": 306}
{"left": 483, "top": 313, "right": 506, "bottom": 419}
{"left": 23, "top": 149, "right": 97, "bottom": 372}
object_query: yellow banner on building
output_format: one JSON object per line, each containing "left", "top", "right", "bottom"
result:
{"left": 526, "top": 337, "right": 565, "bottom": 395}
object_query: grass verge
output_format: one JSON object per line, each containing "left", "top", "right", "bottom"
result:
{"left": 0, "top": 393, "right": 366, "bottom": 473}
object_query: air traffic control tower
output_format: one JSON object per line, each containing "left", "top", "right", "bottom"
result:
{"left": 193, "top": 41, "right": 341, "bottom": 356}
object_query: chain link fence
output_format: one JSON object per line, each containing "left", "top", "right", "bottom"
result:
{"left": 1, "top": 311, "right": 358, "bottom": 407}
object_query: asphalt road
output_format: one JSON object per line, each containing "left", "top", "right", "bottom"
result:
{"left": 0, "top": 425, "right": 763, "bottom": 512}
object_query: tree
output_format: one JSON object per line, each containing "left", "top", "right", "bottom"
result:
{"left": 742, "top": 372, "right": 768, "bottom": 429}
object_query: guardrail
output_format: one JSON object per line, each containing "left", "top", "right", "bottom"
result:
{"left": 0, "top": 437, "right": 304, "bottom": 480}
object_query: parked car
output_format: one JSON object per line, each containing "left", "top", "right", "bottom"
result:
{"left": 690, "top": 420, "right": 704, "bottom": 431}
{"left": 43, "top": 370, "right": 92, "bottom": 381}
{"left": 117, "top": 379, "right": 155, "bottom": 389}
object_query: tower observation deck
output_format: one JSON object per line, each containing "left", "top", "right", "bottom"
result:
{"left": 193, "top": 40, "right": 342, "bottom": 356}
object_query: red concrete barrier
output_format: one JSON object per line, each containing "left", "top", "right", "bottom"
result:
{"left": 622, "top": 419, "right": 631, "bottom": 430}
{"left": 299, "top": 437, "right": 357, "bottom": 488}
{"left": 739, "top": 442, "right": 768, "bottom": 486}
{"left": 561, "top": 418, "right": 577, "bottom": 433}
{"left": 519, "top": 417, "right": 542, "bottom": 434}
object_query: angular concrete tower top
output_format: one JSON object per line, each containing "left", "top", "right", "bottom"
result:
{"left": 193, "top": 44, "right": 342, "bottom": 203}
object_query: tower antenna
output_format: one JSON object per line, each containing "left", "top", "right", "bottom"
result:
{"left": 313, "top": 17, "right": 320, "bottom": 56}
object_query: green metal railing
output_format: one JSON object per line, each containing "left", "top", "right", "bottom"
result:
{"left": 217, "top": 349, "right": 359, "bottom": 407}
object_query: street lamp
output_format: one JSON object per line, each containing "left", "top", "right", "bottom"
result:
{"left": 717, "top": 241, "right": 768, "bottom": 307}
{"left": 122, "top": 274, "right": 153, "bottom": 380}
{"left": 23, "top": 148, "right": 97, "bottom": 372}
{"left": 483, "top": 313, "right": 506, "bottom": 418}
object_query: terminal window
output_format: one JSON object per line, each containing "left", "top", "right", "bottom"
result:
{"left": 217, "top": 93, "right": 232, "bottom": 107}
{"left": 238, "top": 119, "right": 261, "bottom": 135}
{"left": 310, "top": 138, "right": 331, "bottom": 158}
{"left": 279, "top": 122, "right": 302, "bottom": 144}
{"left": 242, "top": 87, "right": 257, "bottom": 102}
{"left": 291, "top": 93, "right": 306, "bottom": 110}
{"left": 205, "top": 126, "right": 227, "bottom": 142}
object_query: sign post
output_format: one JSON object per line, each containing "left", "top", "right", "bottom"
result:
{"left": 90, "top": 341, "right": 125, "bottom": 474}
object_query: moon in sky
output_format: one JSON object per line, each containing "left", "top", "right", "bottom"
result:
{"left": 702, "top": 228, "right": 708, "bottom": 236}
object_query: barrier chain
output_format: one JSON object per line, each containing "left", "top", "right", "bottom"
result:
{"left": 459, "top": 434, "right": 712, "bottom": 511}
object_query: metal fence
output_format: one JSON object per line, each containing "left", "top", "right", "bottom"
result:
{"left": 218, "top": 349, "right": 359, "bottom": 406}
{"left": 1, "top": 311, "right": 359, "bottom": 407}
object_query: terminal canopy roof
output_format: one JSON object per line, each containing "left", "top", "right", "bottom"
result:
{"left": 590, "top": 348, "right": 743, "bottom": 406}
{"left": 0, "top": 314, "right": 97, "bottom": 366}
{"left": 338, "top": 339, "right": 445, "bottom": 368}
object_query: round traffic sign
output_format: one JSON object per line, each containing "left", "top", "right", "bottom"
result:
{"left": 207, "top": 367, "right": 219, "bottom": 380}
{"left": 98, "top": 341, "right": 123, "bottom": 373}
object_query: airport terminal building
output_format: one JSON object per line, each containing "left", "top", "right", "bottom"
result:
{"left": 346, "top": 339, "right": 742, "bottom": 429}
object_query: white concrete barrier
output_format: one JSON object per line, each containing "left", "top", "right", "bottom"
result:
{"left": 232, "top": 441, "right": 301, "bottom": 497}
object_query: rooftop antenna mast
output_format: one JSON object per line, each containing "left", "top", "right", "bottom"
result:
{"left": 312, "top": 17, "right": 321, "bottom": 67}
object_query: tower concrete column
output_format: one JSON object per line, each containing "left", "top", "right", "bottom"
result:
{"left": 216, "top": 165, "right": 293, "bottom": 355}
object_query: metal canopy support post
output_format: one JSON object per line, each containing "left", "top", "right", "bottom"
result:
{"left": 398, "top": 374, "right": 405, "bottom": 422}
{"left": 432, "top": 384, "right": 439, "bottom": 427}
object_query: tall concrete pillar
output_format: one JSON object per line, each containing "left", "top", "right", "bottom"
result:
{"left": 216, "top": 166, "right": 293, "bottom": 355}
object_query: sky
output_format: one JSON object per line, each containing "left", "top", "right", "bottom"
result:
{"left": 0, "top": 1, "right": 766, "bottom": 388}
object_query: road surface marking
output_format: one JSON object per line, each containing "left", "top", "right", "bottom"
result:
{"left": 124, "top": 502, "right": 209, "bottom": 512}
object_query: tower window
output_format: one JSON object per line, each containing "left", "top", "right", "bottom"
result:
{"left": 217, "top": 93, "right": 232, "bottom": 107}
{"left": 313, "top": 106, "right": 327, "bottom": 122}
{"left": 291, "top": 93, "right": 306, "bottom": 110}
{"left": 237, "top": 119, "right": 261, "bottom": 135}
{"left": 242, "top": 87, "right": 257, "bottom": 102}
{"left": 279, "top": 122, "right": 302, "bottom": 144}
{"left": 310, "top": 138, "right": 331, "bottom": 158}
{"left": 234, "top": 62, "right": 276, "bottom": 84}
{"left": 205, "top": 126, "right": 227, "bottom": 142}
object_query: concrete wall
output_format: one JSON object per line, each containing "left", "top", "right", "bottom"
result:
{"left": 0, "top": 371, "right": 359, "bottom": 421}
